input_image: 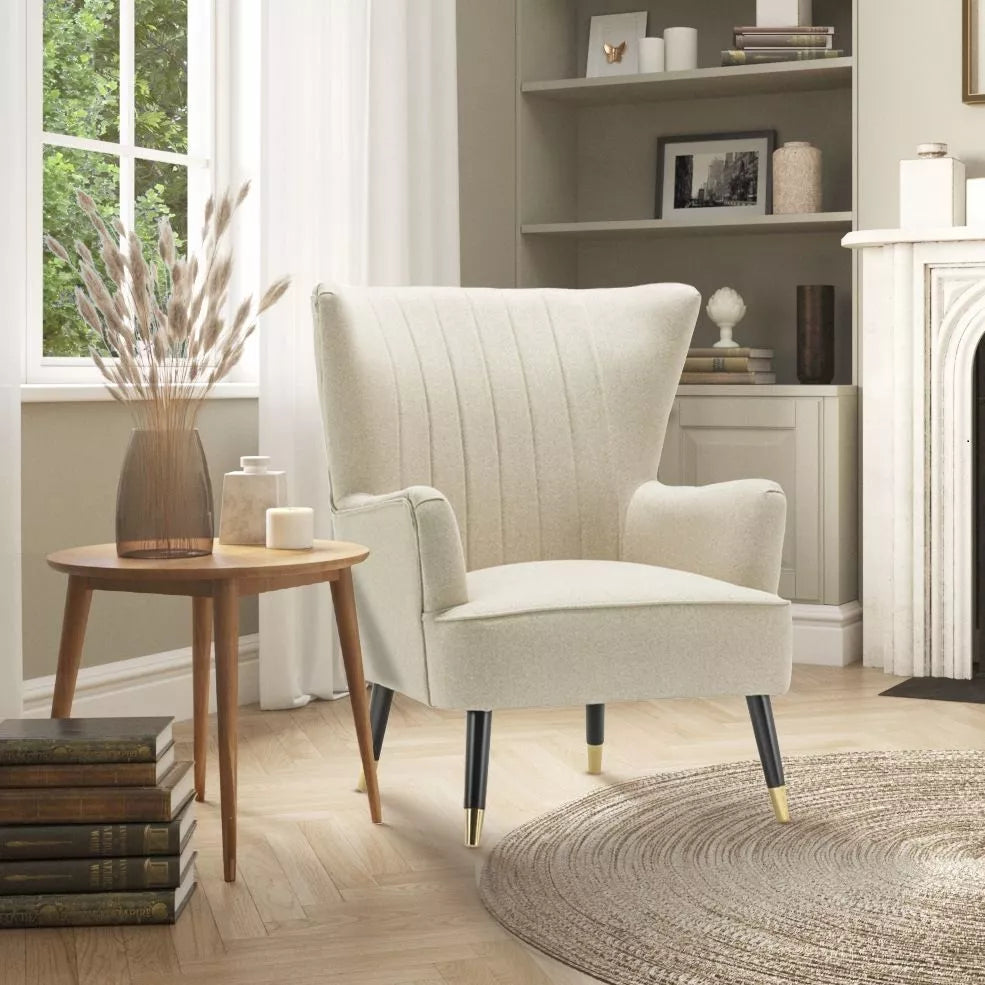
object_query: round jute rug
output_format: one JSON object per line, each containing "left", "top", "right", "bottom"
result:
{"left": 478, "top": 751, "right": 985, "bottom": 985}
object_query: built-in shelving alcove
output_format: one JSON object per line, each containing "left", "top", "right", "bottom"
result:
{"left": 517, "top": 0, "right": 857, "bottom": 386}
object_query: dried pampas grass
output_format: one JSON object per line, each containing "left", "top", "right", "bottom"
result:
{"left": 46, "top": 183, "right": 290, "bottom": 433}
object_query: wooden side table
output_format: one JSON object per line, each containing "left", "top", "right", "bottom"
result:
{"left": 46, "top": 540, "right": 381, "bottom": 882}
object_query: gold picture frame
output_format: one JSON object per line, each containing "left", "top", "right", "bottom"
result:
{"left": 964, "top": 0, "right": 985, "bottom": 103}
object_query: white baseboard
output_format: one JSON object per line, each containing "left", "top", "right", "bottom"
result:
{"left": 21, "top": 635, "right": 259, "bottom": 721}
{"left": 17, "top": 603, "right": 862, "bottom": 721}
{"left": 792, "top": 601, "right": 862, "bottom": 667}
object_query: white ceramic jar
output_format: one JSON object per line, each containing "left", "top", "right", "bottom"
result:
{"left": 772, "top": 141, "right": 822, "bottom": 215}
{"left": 218, "top": 456, "right": 287, "bottom": 546}
{"left": 899, "top": 143, "right": 966, "bottom": 228}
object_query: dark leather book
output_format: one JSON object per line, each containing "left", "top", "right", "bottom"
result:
{"left": 0, "top": 761, "right": 194, "bottom": 824}
{"left": 0, "top": 744, "right": 176, "bottom": 787}
{"left": 0, "top": 856, "right": 197, "bottom": 927}
{"left": 0, "top": 799, "right": 195, "bottom": 859}
{"left": 0, "top": 837, "right": 194, "bottom": 894}
{"left": 0, "top": 718, "right": 174, "bottom": 765}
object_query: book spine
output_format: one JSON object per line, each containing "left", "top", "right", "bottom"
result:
{"left": 734, "top": 25, "right": 835, "bottom": 34}
{"left": 0, "top": 762, "right": 160, "bottom": 788}
{"left": 722, "top": 49, "right": 844, "bottom": 65}
{"left": 735, "top": 35, "right": 833, "bottom": 48}
{"left": 0, "top": 820, "right": 183, "bottom": 859}
{"left": 684, "top": 357, "right": 760, "bottom": 372}
{"left": 0, "top": 887, "right": 190, "bottom": 927}
{"left": 0, "top": 855, "right": 182, "bottom": 894}
{"left": 0, "top": 789, "right": 174, "bottom": 825}
{"left": 680, "top": 373, "right": 775, "bottom": 384}
{"left": 0, "top": 739, "right": 158, "bottom": 766}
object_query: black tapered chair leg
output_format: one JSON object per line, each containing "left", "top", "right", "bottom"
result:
{"left": 746, "top": 695, "right": 790, "bottom": 823}
{"left": 586, "top": 703, "right": 604, "bottom": 774}
{"left": 464, "top": 710, "right": 492, "bottom": 847}
{"left": 356, "top": 684, "right": 394, "bottom": 792}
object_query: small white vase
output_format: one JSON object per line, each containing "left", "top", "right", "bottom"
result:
{"left": 664, "top": 27, "right": 697, "bottom": 71}
{"left": 773, "top": 141, "right": 822, "bottom": 215}
{"left": 638, "top": 37, "right": 665, "bottom": 74}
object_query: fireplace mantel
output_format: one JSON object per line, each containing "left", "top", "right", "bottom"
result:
{"left": 845, "top": 228, "right": 985, "bottom": 678}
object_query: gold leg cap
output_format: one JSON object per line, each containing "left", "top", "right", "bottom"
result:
{"left": 769, "top": 785, "right": 790, "bottom": 824}
{"left": 356, "top": 760, "right": 378, "bottom": 793}
{"left": 464, "top": 808, "right": 485, "bottom": 848}
{"left": 587, "top": 743, "right": 603, "bottom": 775}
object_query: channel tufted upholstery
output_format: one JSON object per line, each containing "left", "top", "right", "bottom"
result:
{"left": 313, "top": 282, "right": 794, "bottom": 841}
{"left": 312, "top": 282, "right": 792, "bottom": 711}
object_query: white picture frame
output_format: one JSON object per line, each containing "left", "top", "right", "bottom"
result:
{"left": 586, "top": 12, "right": 648, "bottom": 78}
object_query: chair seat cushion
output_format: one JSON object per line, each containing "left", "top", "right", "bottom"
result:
{"left": 422, "top": 560, "right": 792, "bottom": 709}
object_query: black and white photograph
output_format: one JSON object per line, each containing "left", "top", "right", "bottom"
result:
{"left": 655, "top": 131, "right": 775, "bottom": 220}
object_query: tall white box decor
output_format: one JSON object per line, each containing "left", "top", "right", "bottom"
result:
{"left": 756, "top": 0, "right": 812, "bottom": 26}
{"left": 899, "top": 144, "right": 966, "bottom": 229}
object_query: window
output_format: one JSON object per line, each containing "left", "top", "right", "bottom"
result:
{"left": 33, "top": 0, "right": 213, "bottom": 380}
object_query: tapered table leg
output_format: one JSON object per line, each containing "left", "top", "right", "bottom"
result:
{"left": 331, "top": 569, "right": 383, "bottom": 824}
{"left": 212, "top": 581, "right": 239, "bottom": 881}
{"left": 51, "top": 576, "right": 93, "bottom": 718}
{"left": 192, "top": 597, "right": 213, "bottom": 802}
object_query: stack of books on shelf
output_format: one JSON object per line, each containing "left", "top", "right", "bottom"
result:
{"left": 680, "top": 347, "right": 776, "bottom": 385}
{"left": 723, "top": 26, "right": 842, "bottom": 65}
{"left": 0, "top": 717, "right": 196, "bottom": 928}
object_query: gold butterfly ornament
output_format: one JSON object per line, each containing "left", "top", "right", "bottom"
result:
{"left": 603, "top": 40, "right": 627, "bottom": 63}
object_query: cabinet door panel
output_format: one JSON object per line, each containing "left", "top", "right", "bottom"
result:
{"left": 673, "top": 397, "right": 822, "bottom": 603}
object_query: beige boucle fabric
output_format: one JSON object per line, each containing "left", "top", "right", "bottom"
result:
{"left": 480, "top": 750, "right": 985, "bottom": 985}
{"left": 426, "top": 560, "right": 790, "bottom": 709}
{"left": 313, "top": 283, "right": 792, "bottom": 709}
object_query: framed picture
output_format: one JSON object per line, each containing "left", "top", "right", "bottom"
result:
{"left": 964, "top": 0, "right": 985, "bottom": 103}
{"left": 655, "top": 131, "right": 776, "bottom": 221}
{"left": 586, "top": 12, "right": 648, "bottom": 78}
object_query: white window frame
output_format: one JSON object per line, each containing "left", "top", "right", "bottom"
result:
{"left": 24, "top": 0, "right": 252, "bottom": 395}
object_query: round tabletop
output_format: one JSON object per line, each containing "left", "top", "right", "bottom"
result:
{"left": 47, "top": 540, "right": 370, "bottom": 582}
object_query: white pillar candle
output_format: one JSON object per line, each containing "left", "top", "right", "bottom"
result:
{"left": 265, "top": 507, "right": 315, "bottom": 550}
{"left": 664, "top": 27, "right": 698, "bottom": 72}
{"left": 638, "top": 37, "right": 665, "bottom": 74}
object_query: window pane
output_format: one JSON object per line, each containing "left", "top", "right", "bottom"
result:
{"left": 42, "top": 146, "right": 120, "bottom": 357}
{"left": 135, "top": 159, "right": 188, "bottom": 292}
{"left": 43, "top": 0, "right": 120, "bottom": 144}
{"left": 135, "top": 0, "right": 188, "bottom": 153}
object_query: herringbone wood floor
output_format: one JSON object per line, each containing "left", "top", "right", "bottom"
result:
{"left": 0, "top": 664, "right": 981, "bottom": 984}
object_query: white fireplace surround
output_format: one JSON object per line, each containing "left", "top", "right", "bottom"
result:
{"left": 846, "top": 228, "right": 985, "bottom": 679}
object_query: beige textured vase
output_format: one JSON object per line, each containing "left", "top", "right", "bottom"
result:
{"left": 772, "top": 141, "right": 822, "bottom": 214}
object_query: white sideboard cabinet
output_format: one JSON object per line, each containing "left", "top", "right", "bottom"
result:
{"left": 659, "top": 385, "right": 860, "bottom": 663}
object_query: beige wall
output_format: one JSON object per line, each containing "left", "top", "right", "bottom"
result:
{"left": 858, "top": 0, "right": 985, "bottom": 229}
{"left": 22, "top": 399, "right": 259, "bottom": 680}
{"left": 456, "top": 0, "right": 517, "bottom": 288}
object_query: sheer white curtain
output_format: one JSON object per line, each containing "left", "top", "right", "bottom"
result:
{"left": 253, "top": 0, "right": 460, "bottom": 708}
{"left": 0, "top": 2, "right": 26, "bottom": 718}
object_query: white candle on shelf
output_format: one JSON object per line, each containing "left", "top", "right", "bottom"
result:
{"left": 265, "top": 507, "right": 315, "bottom": 550}
{"left": 638, "top": 37, "right": 665, "bottom": 73}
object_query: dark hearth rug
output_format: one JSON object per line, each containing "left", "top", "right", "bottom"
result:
{"left": 880, "top": 675, "right": 985, "bottom": 703}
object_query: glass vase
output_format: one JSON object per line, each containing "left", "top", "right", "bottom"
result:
{"left": 116, "top": 428, "right": 215, "bottom": 558}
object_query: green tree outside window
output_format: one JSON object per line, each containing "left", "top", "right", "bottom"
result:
{"left": 42, "top": 0, "right": 191, "bottom": 357}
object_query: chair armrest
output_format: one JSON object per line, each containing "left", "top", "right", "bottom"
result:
{"left": 335, "top": 486, "right": 468, "bottom": 613}
{"left": 622, "top": 479, "right": 787, "bottom": 593}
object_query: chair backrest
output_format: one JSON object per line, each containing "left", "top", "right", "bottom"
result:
{"left": 312, "top": 283, "right": 700, "bottom": 570}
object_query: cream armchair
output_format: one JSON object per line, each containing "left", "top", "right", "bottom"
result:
{"left": 313, "top": 283, "right": 793, "bottom": 846}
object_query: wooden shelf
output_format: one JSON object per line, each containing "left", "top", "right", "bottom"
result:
{"left": 521, "top": 58, "right": 853, "bottom": 105}
{"left": 521, "top": 213, "right": 854, "bottom": 240}
{"left": 677, "top": 384, "right": 857, "bottom": 397}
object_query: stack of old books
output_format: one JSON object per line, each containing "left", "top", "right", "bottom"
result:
{"left": 722, "top": 26, "right": 842, "bottom": 65}
{"left": 0, "top": 717, "right": 196, "bottom": 927}
{"left": 680, "top": 347, "right": 776, "bottom": 385}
